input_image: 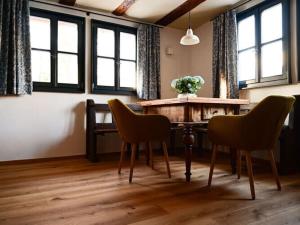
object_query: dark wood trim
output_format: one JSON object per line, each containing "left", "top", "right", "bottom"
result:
{"left": 30, "top": 8, "right": 85, "bottom": 93}
{"left": 237, "top": 0, "right": 290, "bottom": 89}
{"left": 91, "top": 20, "right": 137, "bottom": 95}
{"left": 297, "top": 0, "right": 300, "bottom": 81}
{"left": 155, "top": 0, "right": 206, "bottom": 26}
{"left": 240, "top": 78, "right": 289, "bottom": 89}
{"left": 0, "top": 155, "right": 85, "bottom": 166}
{"left": 0, "top": 152, "right": 129, "bottom": 166}
{"left": 112, "top": 0, "right": 136, "bottom": 16}
{"left": 59, "top": 0, "right": 76, "bottom": 6}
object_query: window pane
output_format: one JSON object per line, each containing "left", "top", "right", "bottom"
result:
{"left": 97, "top": 58, "right": 115, "bottom": 86}
{"left": 238, "top": 48, "right": 256, "bottom": 81}
{"left": 238, "top": 15, "right": 255, "bottom": 50}
{"left": 261, "top": 3, "right": 282, "bottom": 43}
{"left": 58, "top": 21, "right": 78, "bottom": 53}
{"left": 120, "top": 61, "right": 136, "bottom": 88}
{"left": 30, "top": 16, "right": 50, "bottom": 50}
{"left": 120, "top": 32, "right": 136, "bottom": 60}
{"left": 31, "top": 50, "right": 51, "bottom": 82}
{"left": 57, "top": 53, "right": 78, "bottom": 84}
{"left": 261, "top": 41, "right": 283, "bottom": 77}
{"left": 97, "top": 28, "right": 115, "bottom": 57}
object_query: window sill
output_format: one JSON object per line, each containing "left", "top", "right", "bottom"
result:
{"left": 33, "top": 86, "right": 85, "bottom": 93}
{"left": 239, "top": 79, "right": 289, "bottom": 90}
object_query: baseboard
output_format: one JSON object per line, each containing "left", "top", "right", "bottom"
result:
{"left": 0, "top": 154, "right": 86, "bottom": 166}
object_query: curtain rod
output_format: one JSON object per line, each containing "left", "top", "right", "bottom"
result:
{"left": 210, "top": 0, "right": 253, "bottom": 21}
{"left": 30, "top": 0, "right": 164, "bottom": 28}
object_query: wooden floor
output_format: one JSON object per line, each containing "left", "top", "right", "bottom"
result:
{"left": 1, "top": 154, "right": 300, "bottom": 225}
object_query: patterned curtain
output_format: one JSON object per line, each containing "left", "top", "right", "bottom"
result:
{"left": 137, "top": 24, "right": 160, "bottom": 100}
{"left": 212, "top": 10, "right": 239, "bottom": 99}
{"left": 0, "top": 0, "right": 32, "bottom": 95}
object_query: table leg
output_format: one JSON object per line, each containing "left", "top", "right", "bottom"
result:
{"left": 230, "top": 148, "right": 237, "bottom": 174}
{"left": 231, "top": 106, "right": 239, "bottom": 174}
{"left": 183, "top": 125, "right": 195, "bottom": 182}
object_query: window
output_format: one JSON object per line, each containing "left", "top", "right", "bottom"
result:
{"left": 91, "top": 20, "right": 137, "bottom": 95}
{"left": 30, "top": 8, "right": 85, "bottom": 93}
{"left": 237, "top": 0, "right": 290, "bottom": 89}
{"left": 298, "top": 1, "right": 300, "bottom": 81}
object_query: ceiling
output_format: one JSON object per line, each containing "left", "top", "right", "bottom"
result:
{"left": 47, "top": 0, "right": 241, "bottom": 29}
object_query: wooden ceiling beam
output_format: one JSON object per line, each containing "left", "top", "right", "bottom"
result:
{"left": 112, "top": 0, "right": 136, "bottom": 16}
{"left": 59, "top": 0, "right": 76, "bottom": 6}
{"left": 156, "top": 0, "right": 206, "bottom": 26}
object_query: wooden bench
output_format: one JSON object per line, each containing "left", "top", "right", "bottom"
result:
{"left": 86, "top": 99, "right": 143, "bottom": 162}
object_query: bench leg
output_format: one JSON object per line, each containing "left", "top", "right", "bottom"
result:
{"left": 87, "top": 133, "right": 98, "bottom": 162}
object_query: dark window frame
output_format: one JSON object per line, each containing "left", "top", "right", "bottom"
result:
{"left": 91, "top": 20, "right": 137, "bottom": 95}
{"left": 297, "top": 0, "right": 300, "bottom": 81}
{"left": 30, "top": 8, "right": 85, "bottom": 93}
{"left": 237, "top": 0, "right": 290, "bottom": 89}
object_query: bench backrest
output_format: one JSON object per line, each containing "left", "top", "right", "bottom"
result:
{"left": 86, "top": 99, "right": 143, "bottom": 133}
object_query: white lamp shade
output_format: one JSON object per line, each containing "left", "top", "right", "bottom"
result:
{"left": 180, "top": 28, "right": 200, "bottom": 45}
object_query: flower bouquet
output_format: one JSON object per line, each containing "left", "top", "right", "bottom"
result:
{"left": 171, "top": 75, "right": 205, "bottom": 98}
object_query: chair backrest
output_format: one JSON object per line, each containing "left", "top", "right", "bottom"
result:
{"left": 108, "top": 99, "right": 138, "bottom": 142}
{"left": 242, "top": 95, "right": 295, "bottom": 150}
{"left": 108, "top": 99, "right": 171, "bottom": 143}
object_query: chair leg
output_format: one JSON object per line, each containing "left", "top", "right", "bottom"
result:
{"left": 136, "top": 144, "right": 140, "bottom": 160}
{"left": 148, "top": 142, "right": 154, "bottom": 169}
{"left": 129, "top": 143, "right": 137, "bottom": 183}
{"left": 268, "top": 149, "right": 281, "bottom": 191}
{"left": 162, "top": 141, "right": 171, "bottom": 178}
{"left": 118, "top": 141, "right": 126, "bottom": 174}
{"left": 245, "top": 151, "right": 255, "bottom": 200}
{"left": 126, "top": 143, "right": 131, "bottom": 158}
{"left": 197, "top": 131, "right": 203, "bottom": 156}
{"left": 208, "top": 144, "right": 218, "bottom": 187}
{"left": 145, "top": 142, "right": 150, "bottom": 166}
{"left": 237, "top": 150, "right": 242, "bottom": 179}
{"left": 170, "top": 129, "right": 176, "bottom": 155}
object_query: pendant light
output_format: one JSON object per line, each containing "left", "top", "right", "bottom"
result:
{"left": 180, "top": 12, "right": 200, "bottom": 45}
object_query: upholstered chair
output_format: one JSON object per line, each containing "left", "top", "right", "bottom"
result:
{"left": 108, "top": 99, "right": 171, "bottom": 183}
{"left": 207, "top": 95, "right": 295, "bottom": 199}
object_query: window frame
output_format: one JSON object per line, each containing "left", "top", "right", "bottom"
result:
{"left": 297, "top": 0, "right": 300, "bottom": 81}
{"left": 91, "top": 20, "right": 137, "bottom": 95}
{"left": 237, "top": 0, "right": 290, "bottom": 89}
{"left": 30, "top": 8, "right": 85, "bottom": 93}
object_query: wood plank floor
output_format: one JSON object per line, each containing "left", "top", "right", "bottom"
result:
{"left": 0, "top": 154, "right": 300, "bottom": 225}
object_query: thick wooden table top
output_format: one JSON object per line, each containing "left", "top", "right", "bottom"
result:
{"left": 138, "top": 97, "right": 249, "bottom": 107}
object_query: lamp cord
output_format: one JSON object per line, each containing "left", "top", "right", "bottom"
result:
{"left": 188, "top": 12, "right": 191, "bottom": 29}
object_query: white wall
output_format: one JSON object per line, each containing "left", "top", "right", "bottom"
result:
{"left": 0, "top": 93, "right": 136, "bottom": 161}
{"left": 0, "top": 2, "right": 189, "bottom": 161}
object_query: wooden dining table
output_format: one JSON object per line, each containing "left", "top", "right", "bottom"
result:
{"left": 139, "top": 97, "right": 249, "bottom": 182}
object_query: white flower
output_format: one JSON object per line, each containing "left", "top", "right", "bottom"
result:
{"left": 171, "top": 79, "right": 178, "bottom": 89}
{"left": 171, "top": 75, "right": 205, "bottom": 94}
{"left": 195, "top": 76, "right": 205, "bottom": 85}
